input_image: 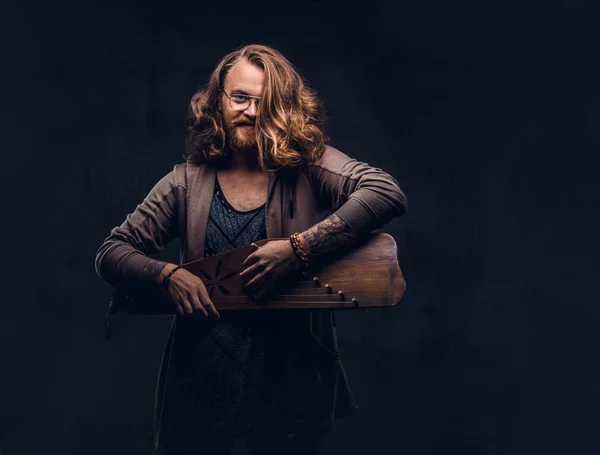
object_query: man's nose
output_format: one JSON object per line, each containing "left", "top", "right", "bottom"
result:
{"left": 244, "top": 99, "right": 258, "bottom": 117}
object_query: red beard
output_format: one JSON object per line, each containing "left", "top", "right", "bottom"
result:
{"left": 226, "top": 122, "right": 257, "bottom": 153}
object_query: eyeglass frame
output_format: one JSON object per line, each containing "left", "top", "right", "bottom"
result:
{"left": 221, "top": 89, "right": 261, "bottom": 111}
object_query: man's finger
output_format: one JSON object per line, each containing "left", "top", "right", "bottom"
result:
{"left": 244, "top": 272, "right": 266, "bottom": 293}
{"left": 254, "top": 288, "right": 266, "bottom": 301}
{"left": 254, "top": 283, "right": 274, "bottom": 301}
{"left": 242, "top": 252, "right": 261, "bottom": 268}
{"left": 197, "top": 287, "right": 220, "bottom": 320}
{"left": 239, "top": 261, "right": 264, "bottom": 281}
{"left": 202, "top": 298, "right": 220, "bottom": 320}
{"left": 190, "top": 294, "right": 209, "bottom": 319}
{"left": 181, "top": 299, "right": 194, "bottom": 316}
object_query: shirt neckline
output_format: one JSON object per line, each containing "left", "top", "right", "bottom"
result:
{"left": 215, "top": 174, "right": 266, "bottom": 215}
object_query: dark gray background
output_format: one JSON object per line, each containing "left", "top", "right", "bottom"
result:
{"left": 2, "top": 0, "right": 599, "bottom": 454}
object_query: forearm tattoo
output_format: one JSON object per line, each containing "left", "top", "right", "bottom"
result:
{"left": 300, "top": 213, "right": 357, "bottom": 259}
{"left": 141, "top": 259, "right": 169, "bottom": 282}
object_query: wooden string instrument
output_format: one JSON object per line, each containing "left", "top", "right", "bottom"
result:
{"left": 105, "top": 233, "right": 405, "bottom": 338}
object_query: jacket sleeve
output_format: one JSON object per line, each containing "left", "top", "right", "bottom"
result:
{"left": 94, "top": 166, "right": 184, "bottom": 288}
{"left": 306, "top": 146, "right": 407, "bottom": 235}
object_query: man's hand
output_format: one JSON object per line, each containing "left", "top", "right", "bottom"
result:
{"left": 239, "top": 239, "right": 302, "bottom": 301}
{"left": 157, "top": 264, "right": 220, "bottom": 319}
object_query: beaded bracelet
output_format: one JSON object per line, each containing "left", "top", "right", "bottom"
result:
{"left": 289, "top": 232, "right": 309, "bottom": 268}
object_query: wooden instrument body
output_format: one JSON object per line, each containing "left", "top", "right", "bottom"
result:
{"left": 109, "top": 233, "right": 405, "bottom": 314}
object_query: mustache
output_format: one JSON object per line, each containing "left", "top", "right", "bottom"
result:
{"left": 234, "top": 117, "right": 255, "bottom": 127}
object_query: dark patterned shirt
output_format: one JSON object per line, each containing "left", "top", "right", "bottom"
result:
{"left": 203, "top": 177, "right": 266, "bottom": 258}
{"left": 163, "top": 176, "right": 288, "bottom": 437}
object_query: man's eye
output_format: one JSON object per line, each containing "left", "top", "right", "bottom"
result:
{"left": 232, "top": 95, "right": 248, "bottom": 102}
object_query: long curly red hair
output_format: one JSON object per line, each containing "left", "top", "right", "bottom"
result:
{"left": 185, "top": 44, "right": 327, "bottom": 170}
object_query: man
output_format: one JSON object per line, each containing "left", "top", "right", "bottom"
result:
{"left": 95, "top": 44, "right": 407, "bottom": 455}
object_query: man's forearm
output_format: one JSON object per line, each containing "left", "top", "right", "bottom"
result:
{"left": 141, "top": 259, "right": 171, "bottom": 286}
{"left": 298, "top": 213, "right": 358, "bottom": 261}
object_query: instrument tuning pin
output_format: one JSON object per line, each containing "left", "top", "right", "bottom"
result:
{"left": 313, "top": 277, "right": 320, "bottom": 286}
{"left": 351, "top": 298, "right": 359, "bottom": 307}
{"left": 325, "top": 284, "right": 332, "bottom": 293}
{"left": 338, "top": 290, "right": 345, "bottom": 300}
{"left": 250, "top": 242, "right": 259, "bottom": 251}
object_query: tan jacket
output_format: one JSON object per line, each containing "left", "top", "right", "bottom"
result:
{"left": 95, "top": 145, "right": 407, "bottom": 449}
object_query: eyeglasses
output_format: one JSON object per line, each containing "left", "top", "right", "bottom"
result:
{"left": 221, "top": 90, "right": 260, "bottom": 111}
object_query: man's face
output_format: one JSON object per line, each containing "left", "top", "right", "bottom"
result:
{"left": 221, "top": 60, "right": 264, "bottom": 153}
